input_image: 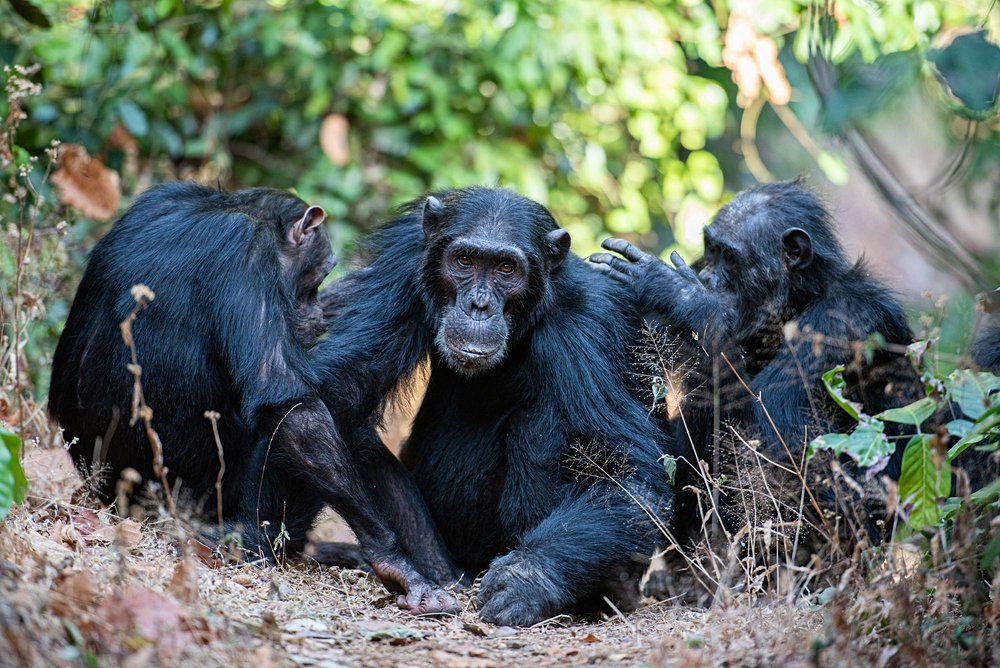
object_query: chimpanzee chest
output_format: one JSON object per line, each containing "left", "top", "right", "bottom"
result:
{"left": 404, "top": 379, "right": 548, "bottom": 571}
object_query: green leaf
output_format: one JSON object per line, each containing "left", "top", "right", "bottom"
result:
{"left": 117, "top": 100, "right": 149, "bottom": 138}
{"left": 660, "top": 454, "right": 677, "bottom": 486}
{"left": 947, "top": 408, "right": 1000, "bottom": 462}
{"left": 809, "top": 420, "right": 892, "bottom": 469}
{"left": 0, "top": 427, "right": 28, "bottom": 520}
{"left": 981, "top": 530, "right": 1000, "bottom": 572}
{"left": 821, "top": 366, "right": 865, "bottom": 422}
{"left": 946, "top": 419, "right": 975, "bottom": 438}
{"left": 970, "top": 478, "right": 1000, "bottom": 506}
{"left": 947, "top": 369, "right": 1000, "bottom": 420}
{"left": 929, "top": 31, "right": 1000, "bottom": 115}
{"left": 875, "top": 397, "right": 937, "bottom": 426}
{"left": 898, "top": 434, "right": 951, "bottom": 531}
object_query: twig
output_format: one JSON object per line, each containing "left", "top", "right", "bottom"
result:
{"left": 204, "top": 410, "right": 226, "bottom": 545}
{"left": 120, "top": 283, "right": 176, "bottom": 517}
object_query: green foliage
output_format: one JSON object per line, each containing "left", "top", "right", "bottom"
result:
{"left": 0, "top": 426, "right": 28, "bottom": 520}
{"left": 813, "top": 358, "right": 1000, "bottom": 540}
{"left": 898, "top": 434, "right": 951, "bottom": 530}
{"left": 1, "top": 0, "right": 734, "bottom": 258}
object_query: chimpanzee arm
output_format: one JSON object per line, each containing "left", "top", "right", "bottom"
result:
{"left": 235, "top": 397, "right": 458, "bottom": 613}
{"left": 477, "top": 479, "right": 664, "bottom": 626}
{"left": 313, "top": 219, "right": 462, "bottom": 588}
{"left": 590, "top": 239, "right": 734, "bottom": 343}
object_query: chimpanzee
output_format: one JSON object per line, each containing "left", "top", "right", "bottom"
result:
{"left": 317, "top": 187, "right": 673, "bottom": 626}
{"left": 974, "top": 326, "right": 1000, "bottom": 374}
{"left": 49, "top": 182, "right": 459, "bottom": 613}
{"left": 591, "top": 180, "right": 921, "bottom": 539}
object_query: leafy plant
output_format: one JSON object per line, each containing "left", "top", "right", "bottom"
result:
{"left": 0, "top": 426, "right": 27, "bottom": 520}
{"left": 810, "top": 356, "right": 1000, "bottom": 536}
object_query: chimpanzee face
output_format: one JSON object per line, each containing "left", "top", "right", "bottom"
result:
{"left": 695, "top": 194, "right": 813, "bottom": 310}
{"left": 420, "top": 191, "right": 570, "bottom": 376}
{"left": 434, "top": 235, "right": 530, "bottom": 374}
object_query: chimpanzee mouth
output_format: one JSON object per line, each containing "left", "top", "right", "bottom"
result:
{"left": 438, "top": 337, "right": 507, "bottom": 375}
{"left": 446, "top": 341, "right": 502, "bottom": 364}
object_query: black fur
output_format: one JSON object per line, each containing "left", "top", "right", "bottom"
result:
{"left": 973, "top": 325, "right": 1000, "bottom": 374}
{"left": 49, "top": 182, "right": 460, "bottom": 613}
{"left": 320, "top": 187, "right": 673, "bottom": 626}
{"left": 593, "top": 181, "right": 921, "bottom": 540}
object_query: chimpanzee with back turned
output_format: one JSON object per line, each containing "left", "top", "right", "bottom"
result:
{"left": 591, "top": 180, "right": 922, "bottom": 540}
{"left": 317, "top": 187, "right": 673, "bottom": 626}
{"left": 49, "top": 182, "right": 460, "bottom": 613}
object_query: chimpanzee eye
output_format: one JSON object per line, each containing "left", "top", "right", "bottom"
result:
{"left": 497, "top": 260, "right": 516, "bottom": 275}
{"left": 456, "top": 254, "right": 472, "bottom": 268}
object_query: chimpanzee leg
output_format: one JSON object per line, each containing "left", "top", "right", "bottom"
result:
{"left": 352, "top": 425, "right": 464, "bottom": 586}
{"left": 235, "top": 398, "right": 458, "bottom": 613}
{"left": 477, "top": 483, "right": 662, "bottom": 626}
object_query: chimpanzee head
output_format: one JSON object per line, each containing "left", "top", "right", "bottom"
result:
{"left": 234, "top": 188, "right": 334, "bottom": 342}
{"left": 695, "top": 181, "right": 849, "bottom": 313}
{"left": 419, "top": 187, "right": 571, "bottom": 376}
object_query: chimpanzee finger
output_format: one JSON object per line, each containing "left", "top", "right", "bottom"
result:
{"left": 601, "top": 238, "right": 649, "bottom": 263}
{"left": 670, "top": 251, "right": 699, "bottom": 281}
{"left": 588, "top": 253, "right": 635, "bottom": 279}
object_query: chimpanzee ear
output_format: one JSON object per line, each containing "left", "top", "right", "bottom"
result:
{"left": 290, "top": 205, "right": 326, "bottom": 246}
{"left": 545, "top": 229, "right": 571, "bottom": 269}
{"left": 781, "top": 227, "right": 813, "bottom": 271}
{"left": 422, "top": 196, "right": 445, "bottom": 237}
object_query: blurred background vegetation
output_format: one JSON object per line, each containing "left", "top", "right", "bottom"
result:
{"left": 1, "top": 0, "right": 998, "bottom": 404}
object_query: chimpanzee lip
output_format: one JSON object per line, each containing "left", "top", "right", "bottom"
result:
{"left": 447, "top": 341, "right": 501, "bottom": 360}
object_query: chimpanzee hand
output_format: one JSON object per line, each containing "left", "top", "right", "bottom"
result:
{"left": 589, "top": 239, "right": 719, "bottom": 335}
{"left": 476, "top": 550, "right": 567, "bottom": 626}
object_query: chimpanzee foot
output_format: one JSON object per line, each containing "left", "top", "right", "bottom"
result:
{"left": 370, "top": 557, "right": 459, "bottom": 614}
{"left": 476, "top": 551, "right": 566, "bottom": 626}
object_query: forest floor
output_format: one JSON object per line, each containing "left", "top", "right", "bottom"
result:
{"left": 0, "top": 443, "right": 838, "bottom": 668}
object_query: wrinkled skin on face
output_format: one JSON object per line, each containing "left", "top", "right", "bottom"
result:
{"left": 421, "top": 194, "right": 570, "bottom": 375}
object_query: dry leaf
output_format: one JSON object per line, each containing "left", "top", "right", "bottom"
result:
{"left": 320, "top": 114, "right": 350, "bottom": 167}
{"left": 88, "top": 518, "right": 143, "bottom": 548}
{"left": 232, "top": 572, "right": 255, "bottom": 587}
{"left": 95, "top": 588, "right": 185, "bottom": 642}
{"left": 429, "top": 650, "right": 497, "bottom": 668}
{"left": 168, "top": 556, "right": 200, "bottom": 605}
{"left": 51, "top": 144, "right": 121, "bottom": 220}
{"left": 50, "top": 570, "right": 95, "bottom": 618}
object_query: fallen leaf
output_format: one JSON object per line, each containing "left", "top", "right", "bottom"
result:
{"left": 581, "top": 633, "right": 600, "bottom": 643}
{"left": 320, "top": 114, "right": 350, "bottom": 167}
{"left": 232, "top": 572, "right": 255, "bottom": 587}
{"left": 51, "top": 144, "right": 121, "bottom": 220}
{"left": 429, "top": 650, "right": 497, "bottom": 668}
{"left": 50, "top": 570, "right": 95, "bottom": 618}
{"left": 95, "top": 588, "right": 185, "bottom": 642}
{"left": 89, "top": 518, "right": 143, "bottom": 548}
{"left": 168, "top": 556, "right": 200, "bottom": 605}
{"left": 362, "top": 624, "right": 426, "bottom": 645}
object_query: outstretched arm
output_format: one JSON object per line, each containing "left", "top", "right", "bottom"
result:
{"left": 589, "top": 239, "right": 733, "bottom": 348}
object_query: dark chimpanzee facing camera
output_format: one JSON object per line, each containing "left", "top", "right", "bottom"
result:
{"left": 591, "top": 180, "right": 921, "bottom": 540}
{"left": 324, "top": 187, "right": 673, "bottom": 627}
{"left": 49, "top": 182, "right": 460, "bottom": 614}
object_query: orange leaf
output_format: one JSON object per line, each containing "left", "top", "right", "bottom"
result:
{"left": 52, "top": 144, "right": 121, "bottom": 221}
{"left": 320, "top": 114, "right": 351, "bottom": 167}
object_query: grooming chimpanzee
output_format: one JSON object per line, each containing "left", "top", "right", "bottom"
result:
{"left": 319, "top": 187, "right": 673, "bottom": 626}
{"left": 591, "top": 180, "right": 920, "bottom": 540}
{"left": 49, "top": 182, "right": 459, "bottom": 613}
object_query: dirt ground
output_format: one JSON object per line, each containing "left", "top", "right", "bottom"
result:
{"left": 0, "top": 444, "right": 837, "bottom": 668}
